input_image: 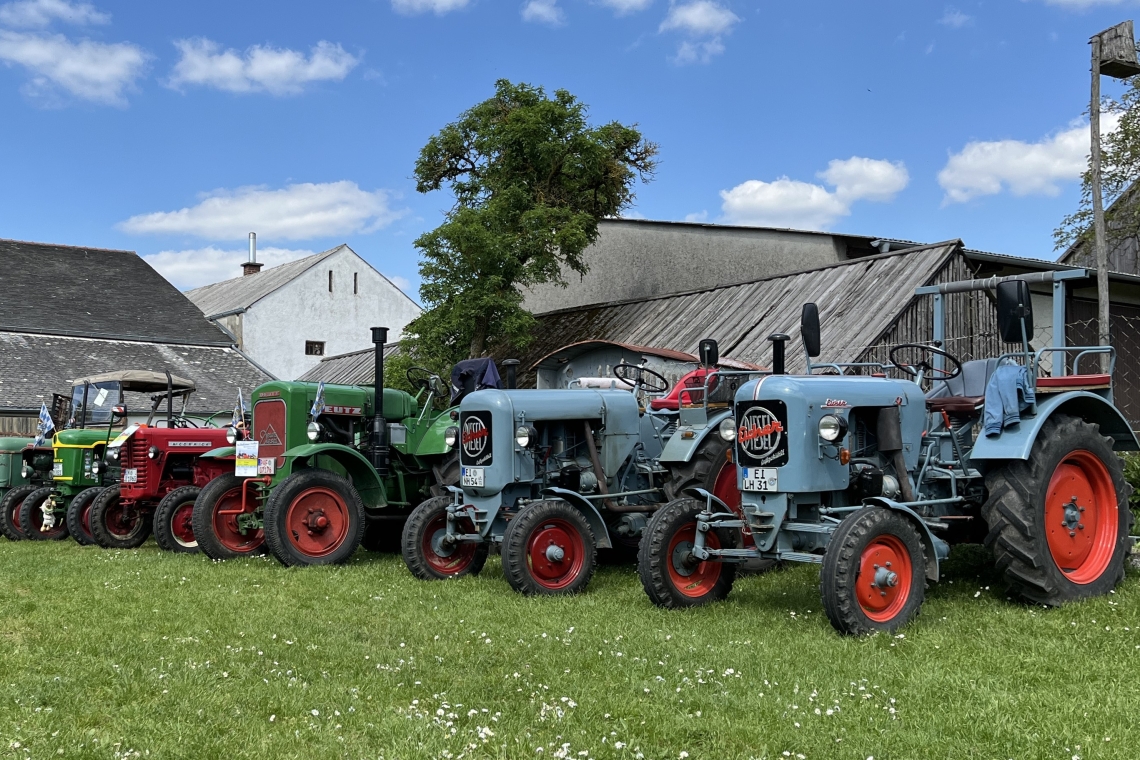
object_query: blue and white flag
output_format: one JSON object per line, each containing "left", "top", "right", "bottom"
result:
{"left": 232, "top": 389, "right": 246, "bottom": 428}
{"left": 310, "top": 382, "right": 325, "bottom": 419}
{"left": 33, "top": 402, "right": 54, "bottom": 447}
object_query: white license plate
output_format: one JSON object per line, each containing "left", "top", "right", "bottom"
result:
{"left": 257, "top": 458, "right": 276, "bottom": 475}
{"left": 123, "top": 468, "right": 138, "bottom": 484}
{"left": 742, "top": 467, "right": 778, "bottom": 492}
{"left": 461, "top": 467, "right": 484, "bottom": 487}
{"left": 52, "top": 463, "right": 63, "bottom": 477}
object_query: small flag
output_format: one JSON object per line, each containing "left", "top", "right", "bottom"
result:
{"left": 232, "top": 389, "right": 246, "bottom": 428}
{"left": 310, "top": 382, "right": 325, "bottom": 419}
{"left": 33, "top": 402, "right": 54, "bottom": 447}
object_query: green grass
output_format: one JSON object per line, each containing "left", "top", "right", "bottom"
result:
{"left": 1, "top": 542, "right": 1139, "bottom": 760}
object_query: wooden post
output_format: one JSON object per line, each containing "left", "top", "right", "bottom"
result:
{"left": 1090, "top": 35, "right": 1111, "bottom": 371}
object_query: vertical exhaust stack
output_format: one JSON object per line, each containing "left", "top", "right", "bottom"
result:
{"left": 502, "top": 359, "right": 520, "bottom": 390}
{"left": 371, "top": 327, "right": 390, "bottom": 476}
{"left": 243, "top": 232, "right": 263, "bottom": 276}
{"left": 768, "top": 333, "right": 790, "bottom": 375}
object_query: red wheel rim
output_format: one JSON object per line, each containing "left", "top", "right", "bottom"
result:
{"left": 212, "top": 487, "right": 263, "bottom": 553}
{"left": 1044, "top": 449, "right": 1118, "bottom": 584}
{"left": 711, "top": 457, "right": 753, "bottom": 548}
{"left": 525, "top": 518, "right": 586, "bottom": 590}
{"left": 421, "top": 512, "right": 478, "bottom": 575}
{"left": 8, "top": 501, "right": 23, "bottom": 536}
{"left": 170, "top": 501, "right": 197, "bottom": 547}
{"left": 105, "top": 498, "right": 143, "bottom": 539}
{"left": 284, "top": 487, "right": 350, "bottom": 558}
{"left": 666, "top": 522, "right": 724, "bottom": 598}
{"left": 80, "top": 500, "right": 94, "bottom": 540}
{"left": 856, "top": 535, "right": 913, "bottom": 623}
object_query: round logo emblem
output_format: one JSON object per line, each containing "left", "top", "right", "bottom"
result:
{"left": 461, "top": 416, "right": 489, "bottom": 459}
{"left": 738, "top": 406, "right": 784, "bottom": 459}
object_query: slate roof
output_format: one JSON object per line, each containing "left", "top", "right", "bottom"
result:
{"left": 186, "top": 246, "right": 343, "bottom": 317}
{"left": 0, "top": 238, "right": 231, "bottom": 346}
{"left": 0, "top": 332, "right": 270, "bottom": 413}
{"left": 296, "top": 343, "right": 402, "bottom": 385}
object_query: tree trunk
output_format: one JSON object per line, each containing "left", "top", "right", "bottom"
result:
{"left": 469, "top": 324, "right": 487, "bottom": 358}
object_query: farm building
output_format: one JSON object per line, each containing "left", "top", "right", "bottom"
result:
{"left": 0, "top": 239, "right": 271, "bottom": 436}
{"left": 1059, "top": 179, "right": 1140, "bottom": 276}
{"left": 187, "top": 244, "right": 420, "bottom": 381}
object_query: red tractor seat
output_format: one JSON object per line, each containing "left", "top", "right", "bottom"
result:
{"left": 1036, "top": 374, "right": 1111, "bottom": 392}
{"left": 649, "top": 368, "right": 715, "bottom": 411}
{"left": 926, "top": 395, "right": 985, "bottom": 415}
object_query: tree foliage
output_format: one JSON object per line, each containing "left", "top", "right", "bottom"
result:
{"left": 398, "top": 79, "right": 658, "bottom": 375}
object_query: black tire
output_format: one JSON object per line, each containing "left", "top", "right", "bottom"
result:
{"left": 638, "top": 498, "right": 737, "bottom": 608}
{"left": 264, "top": 470, "right": 365, "bottom": 567}
{"left": 192, "top": 473, "right": 265, "bottom": 561}
{"left": 982, "top": 414, "right": 1132, "bottom": 605}
{"left": 821, "top": 507, "right": 926, "bottom": 635}
{"left": 429, "top": 451, "right": 460, "bottom": 498}
{"left": 1, "top": 485, "right": 36, "bottom": 541}
{"left": 66, "top": 487, "right": 105, "bottom": 546}
{"left": 19, "top": 487, "right": 68, "bottom": 540}
{"left": 401, "top": 495, "right": 489, "bottom": 580}
{"left": 90, "top": 485, "right": 152, "bottom": 549}
{"left": 153, "top": 485, "right": 201, "bottom": 554}
{"left": 502, "top": 500, "right": 597, "bottom": 596}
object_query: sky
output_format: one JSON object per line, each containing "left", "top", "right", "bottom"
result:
{"left": 0, "top": 0, "right": 1137, "bottom": 300}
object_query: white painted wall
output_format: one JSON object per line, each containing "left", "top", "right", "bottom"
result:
{"left": 241, "top": 247, "right": 420, "bottom": 380}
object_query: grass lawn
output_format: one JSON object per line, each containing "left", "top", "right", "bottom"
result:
{"left": 1, "top": 541, "right": 1138, "bottom": 760}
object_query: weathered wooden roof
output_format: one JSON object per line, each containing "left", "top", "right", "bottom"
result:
{"left": 296, "top": 343, "right": 402, "bottom": 385}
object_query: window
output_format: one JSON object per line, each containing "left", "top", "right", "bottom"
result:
{"left": 353, "top": 272, "right": 358, "bottom": 295}
{"left": 328, "top": 270, "right": 333, "bottom": 292}
{"left": 305, "top": 341, "right": 325, "bottom": 356}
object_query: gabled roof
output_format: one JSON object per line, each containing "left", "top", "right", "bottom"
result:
{"left": 186, "top": 246, "right": 344, "bottom": 317}
{"left": 0, "top": 238, "right": 232, "bottom": 346}
{"left": 296, "top": 343, "right": 402, "bottom": 385}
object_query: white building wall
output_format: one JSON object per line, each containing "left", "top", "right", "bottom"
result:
{"left": 241, "top": 248, "right": 420, "bottom": 380}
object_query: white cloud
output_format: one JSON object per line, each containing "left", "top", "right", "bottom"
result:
{"left": 720, "top": 157, "right": 909, "bottom": 230}
{"left": 684, "top": 210, "right": 708, "bottom": 222}
{"left": 391, "top": 0, "right": 467, "bottom": 15}
{"left": 674, "top": 38, "right": 723, "bottom": 64}
{"left": 659, "top": 1, "right": 738, "bottom": 63}
{"left": 0, "top": 30, "right": 146, "bottom": 104}
{"left": 119, "top": 181, "right": 406, "bottom": 241}
{"left": 522, "top": 0, "right": 565, "bottom": 25}
{"left": 938, "top": 6, "right": 972, "bottom": 28}
{"left": 144, "top": 246, "right": 317, "bottom": 290}
{"left": 0, "top": 0, "right": 107, "bottom": 27}
{"left": 598, "top": 0, "right": 653, "bottom": 14}
{"left": 937, "top": 115, "right": 1120, "bottom": 204}
{"left": 389, "top": 274, "right": 412, "bottom": 292}
{"left": 168, "top": 39, "right": 358, "bottom": 96}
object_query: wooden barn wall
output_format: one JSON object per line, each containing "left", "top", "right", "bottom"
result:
{"left": 1066, "top": 298, "right": 1140, "bottom": 427}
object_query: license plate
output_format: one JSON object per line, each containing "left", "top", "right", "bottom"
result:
{"left": 52, "top": 463, "right": 63, "bottom": 477}
{"left": 123, "top": 468, "right": 138, "bottom": 484}
{"left": 742, "top": 467, "right": 778, "bottom": 492}
{"left": 257, "top": 458, "right": 276, "bottom": 475}
{"left": 461, "top": 467, "right": 484, "bottom": 487}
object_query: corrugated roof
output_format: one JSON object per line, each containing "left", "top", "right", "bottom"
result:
{"left": 296, "top": 343, "right": 402, "bottom": 385}
{"left": 186, "top": 246, "right": 343, "bottom": 317}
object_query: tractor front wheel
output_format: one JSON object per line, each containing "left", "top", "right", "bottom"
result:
{"left": 503, "top": 500, "right": 597, "bottom": 596}
{"left": 983, "top": 414, "right": 1132, "bottom": 605}
{"left": 154, "top": 485, "right": 201, "bottom": 553}
{"left": 264, "top": 470, "right": 365, "bottom": 567}
{"left": 638, "top": 498, "right": 737, "bottom": 608}
{"left": 66, "top": 487, "right": 104, "bottom": 546}
{"left": 1, "top": 485, "right": 36, "bottom": 541}
{"left": 19, "top": 487, "right": 68, "bottom": 540}
{"left": 90, "top": 485, "right": 152, "bottom": 549}
{"left": 821, "top": 507, "right": 926, "bottom": 635}
{"left": 401, "top": 496, "right": 488, "bottom": 580}
{"left": 192, "top": 474, "right": 265, "bottom": 560}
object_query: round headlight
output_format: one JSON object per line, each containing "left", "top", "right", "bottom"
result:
{"left": 147, "top": 445, "right": 159, "bottom": 459}
{"left": 515, "top": 425, "right": 537, "bottom": 448}
{"left": 306, "top": 421, "right": 321, "bottom": 441}
{"left": 818, "top": 414, "right": 847, "bottom": 442}
{"left": 91, "top": 459, "right": 101, "bottom": 474}
{"left": 444, "top": 426, "right": 459, "bottom": 449}
{"left": 718, "top": 417, "right": 736, "bottom": 442}
{"left": 21, "top": 464, "right": 30, "bottom": 478}
{"left": 108, "top": 448, "right": 120, "bottom": 460}
{"left": 226, "top": 427, "right": 237, "bottom": 444}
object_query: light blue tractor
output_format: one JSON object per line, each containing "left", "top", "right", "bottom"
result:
{"left": 639, "top": 272, "right": 1137, "bottom": 635}
{"left": 401, "top": 354, "right": 757, "bottom": 595}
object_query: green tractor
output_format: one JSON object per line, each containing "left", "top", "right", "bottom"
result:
{"left": 0, "top": 437, "right": 37, "bottom": 539}
{"left": 192, "top": 328, "right": 464, "bottom": 566}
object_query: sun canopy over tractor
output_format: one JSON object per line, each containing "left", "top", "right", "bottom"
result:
{"left": 73, "top": 371, "right": 196, "bottom": 393}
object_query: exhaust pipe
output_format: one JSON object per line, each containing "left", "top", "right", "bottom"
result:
{"left": 769, "top": 333, "right": 790, "bottom": 375}
{"left": 371, "top": 327, "right": 389, "bottom": 476}
{"left": 502, "top": 359, "right": 520, "bottom": 390}
{"left": 165, "top": 369, "right": 173, "bottom": 426}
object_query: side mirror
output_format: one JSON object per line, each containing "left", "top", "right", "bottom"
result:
{"left": 996, "top": 280, "right": 1033, "bottom": 343}
{"left": 698, "top": 338, "right": 719, "bottom": 368}
{"left": 112, "top": 405, "right": 126, "bottom": 419}
{"left": 801, "top": 303, "right": 821, "bottom": 358}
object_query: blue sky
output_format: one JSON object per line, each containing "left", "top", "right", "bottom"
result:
{"left": 0, "top": 0, "right": 1136, "bottom": 298}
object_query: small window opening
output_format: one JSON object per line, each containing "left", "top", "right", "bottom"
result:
{"left": 305, "top": 341, "right": 325, "bottom": 357}
{"left": 354, "top": 272, "right": 358, "bottom": 295}
{"left": 328, "top": 270, "right": 333, "bottom": 292}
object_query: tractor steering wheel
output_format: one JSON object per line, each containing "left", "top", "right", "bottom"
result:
{"left": 613, "top": 363, "right": 670, "bottom": 394}
{"left": 406, "top": 366, "right": 438, "bottom": 393}
{"left": 888, "top": 343, "right": 963, "bottom": 380}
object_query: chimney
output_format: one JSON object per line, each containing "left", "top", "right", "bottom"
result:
{"left": 242, "top": 232, "right": 263, "bottom": 276}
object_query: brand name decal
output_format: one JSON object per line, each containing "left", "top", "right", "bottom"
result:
{"left": 823, "top": 399, "right": 848, "bottom": 408}
{"left": 258, "top": 391, "right": 281, "bottom": 398}
{"left": 169, "top": 441, "right": 212, "bottom": 447}
{"left": 318, "top": 405, "right": 362, "bottom": 415}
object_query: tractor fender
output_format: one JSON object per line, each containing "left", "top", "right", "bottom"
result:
{"left": 862, "top": 497, "right": 949, "bottom": 582}
{"left": 281, "top": 443, "right": 386, "bottom": 509}
{"left": 541, "top": 486, "right": 613, "bottom": 549}
{"left": 970, "top": 391, "right": 1139, "bottom": 463}
{"left": 683, "top": 486, "right": 730, "bottom": 513}
{"left": 657, "top": 409, "right": 733, "bottom": 464}
{"left": 413, "top": 408, "right": 458, "bottom": 458}
{"left": 201, "top": 446, "right": 236, "bottom": 460}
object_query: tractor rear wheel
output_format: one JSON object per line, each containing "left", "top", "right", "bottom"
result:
{"left": 154, "top": 485, "right": 201, "bottom": 554}
{"left": 90, "top": 485, "right": 152, "bottom": 549}
{"left": 401, "top": 495, "right": 488, "bottom": 580}
{"left": 1, "top": 485, "right": 36, "bottom": 541}
{"left": 192, "top": 473, "right": 265, "bottom": 560}
{"left": 982, "top": 414, "right": 1132, "bottom": 605}
{"left": 503, "top": 500, "right": 597, "bottom": 596}
{"left": 264, "top": 470, "right": 365, "bottom": 567}
{"left": 19, "top": 487, "right": 68, "bottom": 540}
{"left": 66, "top": 487, "right": 103, "bottom": 546}
{"left": 638, "top": 498, "right": 737, "bottom": 608}
{"left": 821, "top": 507, "right": 926, "bottom": 635}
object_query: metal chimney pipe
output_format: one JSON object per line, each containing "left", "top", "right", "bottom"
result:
{"left": 249, "top": 232, "right": 256, "bottom": 263}
{"left": 370, "top": 327, "right": 390, "bottom": 476}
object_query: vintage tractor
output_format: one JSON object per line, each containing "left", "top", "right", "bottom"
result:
{"left": 0, "top": 437, "right": 36, "bottom": 540}
{"left": 88, "top": 374, "right": 236, "bottom": 552}
{"left": 191, "top": 327, "right": 463, "bottom": 567}
{"left": 638, "top": 272, "right": 1138, "bottom": 635}
{"left": 400, "top": 343, "right": 755, "bottom": 595}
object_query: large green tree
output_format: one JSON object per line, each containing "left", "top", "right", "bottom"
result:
{"left": 399, "top": 79, "right": 658, "bottom": 374}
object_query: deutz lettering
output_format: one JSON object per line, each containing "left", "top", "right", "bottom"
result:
{"left": 318, "top": 405, "right": 363, "bottom": 415}
{"left": 739, "top": 419, "right": 783, "bottom": 442}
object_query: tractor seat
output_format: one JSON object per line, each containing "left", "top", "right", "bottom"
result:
{"left": 925, "top": 357, "right": 1000, "bottom": 416}
{"left": 650, "top": 368, "right": 714, "bottom": 412}
{"left": 1036, "top": 374, "right": 1112, "bottom": 392}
